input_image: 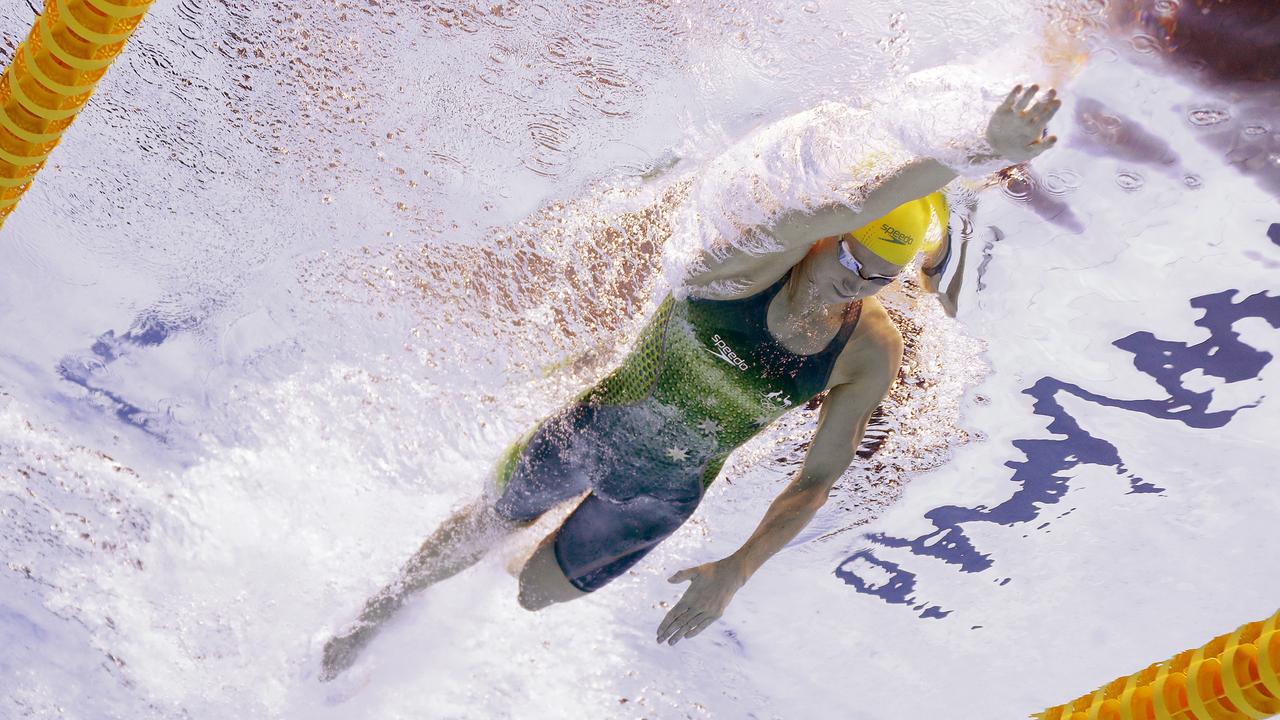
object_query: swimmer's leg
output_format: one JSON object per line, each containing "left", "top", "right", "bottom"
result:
{"left": 322, "top": 406, "right": 594, "bottom": 680}
{"left": 517, "top": 491, "right": 700, "bottom": 611}
{"left": 320, "top": 497, "right": 523, "bottom": 680}
{"left": 517, "top": 529, "right": 588, "bottom": 611}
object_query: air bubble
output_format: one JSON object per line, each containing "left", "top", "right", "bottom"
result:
{"left": 1243, "top": 124, "right": 1270, "bottom": 136}
{"left": 1129, "top": 33, "right": 1159, "bottom": 54}
{"left": 1092, "top": 47, "right": 1119, "bottom": 63}
{"left": 1182, "top": 174, "right": 1202, "bottom": 189}
{"left": 1187, "top": 108, "right": 1231, "bottom": 126}
{"left": 1115, "top": 171, "right": 1144, "bottom": 190}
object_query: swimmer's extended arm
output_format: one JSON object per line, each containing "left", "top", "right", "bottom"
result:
{"left": 657, "top": 331, "right": 902, "bottom": 645}
{"left": 766, "top": 85, "right": 1060, "bottom": 254}
{"left": 764, "top": 157, "right": 960, "bottom": 260}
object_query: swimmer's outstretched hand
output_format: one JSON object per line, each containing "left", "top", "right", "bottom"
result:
{"left": 656, "top": 561, "right": 745, "bottom": 646}
{"left": 985, "top": 84, "right": 1061, "bottom": 163}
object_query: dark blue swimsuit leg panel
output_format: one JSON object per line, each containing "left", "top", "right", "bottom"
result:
{"left": 554, "top": 492, "right": 700, "bottom": 592}
{"left": 492, "top": 405, "right": 595, "bottom": 522}
{"left": 493, "top": 403, "right": 703, "bottom": 593}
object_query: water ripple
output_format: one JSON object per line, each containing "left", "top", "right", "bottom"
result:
{"left": 999, "top": 171, "right": 1036, "bottom": 202}
{"left": 1042, "top": 170, "right": 1082, "bottom": 196}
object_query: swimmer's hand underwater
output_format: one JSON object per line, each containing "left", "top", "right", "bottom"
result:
{"left": 981, "top": 84, "right": 1061, "bottom": 164}
{"left": 657, "top": 561, "right": 746, "bottom": 646}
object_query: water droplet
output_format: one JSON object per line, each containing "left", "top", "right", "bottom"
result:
{"left": 1182, "top": 174, "right": 1202, "bottom": 189}
{"left": 1115, "top": 171, "right": 1145, "bottom": 190}
{"left": 1243, "top": 124, "right": 1270, "bottom": 136}
{"left": 1153, "top": 0, "right": 1178, "bottom": 13}
{"left": 1187, "top": 107, "right": 1231, "bottom": 126}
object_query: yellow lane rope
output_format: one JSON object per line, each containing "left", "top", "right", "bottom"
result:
{"left": 1037, "top": 609, "right": 1280, "bottom": 720}
{"left": 0, "top": 0, "right": 152, "bottom": 227}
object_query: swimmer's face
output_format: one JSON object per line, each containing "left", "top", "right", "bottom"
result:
{"left": 806, "top": 235, "right": 905, "bottom": 304}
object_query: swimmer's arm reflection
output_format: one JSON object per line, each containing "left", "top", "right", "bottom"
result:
{"left": 657, "top": 333, "right": 901, "bottom": 646}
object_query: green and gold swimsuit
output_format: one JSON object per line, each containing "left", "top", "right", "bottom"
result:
{"left": 494, "top": 271, "right": 861, "bottom": 592}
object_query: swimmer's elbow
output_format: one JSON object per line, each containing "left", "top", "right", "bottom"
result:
{"left": 764, "top": 205, "right": 862, "bottom": 253}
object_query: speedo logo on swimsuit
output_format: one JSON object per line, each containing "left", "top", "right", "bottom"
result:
{"left": 707, "top": 334, "right": 750, "bottom": 370}
{"left": 879, "top": 223, "right": 913, "bottom": 246}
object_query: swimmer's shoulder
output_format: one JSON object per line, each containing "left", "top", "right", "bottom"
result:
{"left": 827, "top": 297, "right": 902, "bottom": 390}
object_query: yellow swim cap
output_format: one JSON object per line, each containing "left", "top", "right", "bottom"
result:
{"left": 848, "top": 192, "right": 949, "bottom": 266}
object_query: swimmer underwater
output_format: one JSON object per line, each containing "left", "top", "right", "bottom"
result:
{"left": 320, "top": 80, "right": 1062, "bottom": 680}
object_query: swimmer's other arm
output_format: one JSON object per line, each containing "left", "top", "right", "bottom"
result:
{"left": 657, "top": 331, "right": 902, "bottom": 645}
{"left": 917, "top": 204, "right": 969, "bottom": 317}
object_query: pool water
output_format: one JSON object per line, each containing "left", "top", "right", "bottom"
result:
{"left": 1, "top": 1, "right": 1277, "bottom": 718}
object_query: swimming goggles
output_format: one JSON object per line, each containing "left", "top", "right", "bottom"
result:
{"left": 837, "top": 236, "right": 898, "bottom": 285}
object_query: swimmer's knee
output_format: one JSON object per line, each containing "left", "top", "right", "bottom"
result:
{"left": 517, "top": 576, "right": 585, "bottom": 612}
{"left": 516, "top": 535, "right": 586, "bottom": 611}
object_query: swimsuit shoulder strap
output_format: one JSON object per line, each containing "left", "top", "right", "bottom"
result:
{"left": 823, "top": 298, "right": 862, "bottom": 356}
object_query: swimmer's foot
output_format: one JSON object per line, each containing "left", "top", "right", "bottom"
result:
{"left": 320, "top": 623, "right": 380, "bottom": 682}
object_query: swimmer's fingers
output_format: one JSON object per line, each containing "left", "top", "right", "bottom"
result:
{"left": 668, "top": 612, "right": 708, "bottom": 646}
{"left": 1020, "top": 133, "right": 1058, "bottom": 161}
{"left": 663, "top": 611, "right": 694, "bottom": 646}
{"left": 657, "top": 601, "right": 698, "bottom": 643}
{"left": 683, "top": 614, "right": 718, "bottom": 641}
{"left": 1013, "top": 84, "right": 1040, "bottom": 113}
{"left": 668, "top": 568, "right": 696, "bottom": 584}
{"left": 1029, "top": 93, "right": 1062, "bottom": 126}
{"left": 998, "top": 84, "right": 1023, "bottom": 112}
{"left": 658, "top": 560, "right": 741, "bottom": 645}
{"left": 656, "top": 567, "right": 699, "bottom": 641}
